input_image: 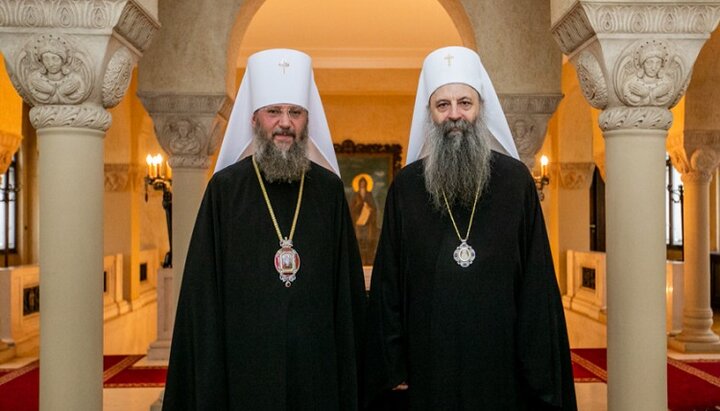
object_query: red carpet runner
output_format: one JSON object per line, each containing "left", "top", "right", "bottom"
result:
{"left": 1, "top": 350, "right": 719, "bottom": 410}
{"left": 572, "top": 348, "right": 720, "bottom": 411}
{"left": 0, "top": 355, "right": 166, "bottom": 411}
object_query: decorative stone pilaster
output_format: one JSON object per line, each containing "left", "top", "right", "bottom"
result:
{"left": 552, "top": 3, "right": 720, "bottom": 410}
{"left": 138, "top": 92, "right": 232, "bottom": 362}
{"left": 500, "top": 93, "right": 563, "bottom": 170}
{"left": 668, "top": 130, "right": 720, "bottom": 352}
{"left": 0, "top": 2, "right": 159, "bottom": 411}
{"left": 558, "top": 162, "right": 595, "bottom": 190}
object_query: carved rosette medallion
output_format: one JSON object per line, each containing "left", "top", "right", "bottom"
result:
{"left": 575, "top": 51, "right": 608, "bottom": 109}
{"left": 103, "top": 47, "right": 134, "bottom": 108}
{"left": 614, "top": 39, "right": 686, "bottom": 108}
{"left": 558, "top": 162, "right": 596, "bottom": 190}
{"left": 11, "top": 33, "right": 94, "bottom": 106}
{"left": 598, "top": 106, "right": 673, "bottom": 131}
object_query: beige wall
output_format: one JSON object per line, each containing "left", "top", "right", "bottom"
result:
{"left": 544, "top": 62, "right": 596, "bottom": 293}
{"left": 104, "top": 71, "right": 168, "bottom": 301}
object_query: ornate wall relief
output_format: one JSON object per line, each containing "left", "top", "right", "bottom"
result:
{"left": 615, "top": 39, "right": 685, "bottom": 108}
{"left": 104, "top": 163, "right": 141, "bottom": 192}
{"left": 102, "top": 47, "right": 134, "bottom": 108}
{"left": 164, "top": 117, "right": 204, "bottom": 156}
{"left": 11, "top": 33, "right": 94, "bottom": 106}
{"left": 508, "top": 116, "right": 541, "bottom": 168}
{"left": 575, "top": 51, "right": 608, "bottom": 109}
{"left": 139, "top": 93, "right": 232, "bottom": 169}
{"left": 558, "top": 162, "right": 596, "bottom": 190}
{"left": 499, "top": 94, "right": 562, "bottom": 170}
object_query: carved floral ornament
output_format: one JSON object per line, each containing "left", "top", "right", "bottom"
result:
{"left": 0, "top": 1, "right": 158, "bottom": 53}
{"left": 552, "top": 3, "right": 720, "bottom": 55}
{"left": 102, "top": 47, "right": 135, "bottom": 108}
{"left": 10, "top": 33, "right": 93, "bottom": 106}
{"left": 574, "top": 51, "right": 608, "bottom": 110}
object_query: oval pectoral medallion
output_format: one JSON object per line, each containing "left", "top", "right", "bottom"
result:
{"left": 274, "top": 238, "right": 300, "bottom": 287}
{"left": 453, "top": 241, "right": 475, "bottom": 268}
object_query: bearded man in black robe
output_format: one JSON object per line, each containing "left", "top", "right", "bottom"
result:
{"left": 162, "top": 49, "right": 366, "bottom": 410}
{"left": 364, "top": 46, "right": 577, "bottom": 410}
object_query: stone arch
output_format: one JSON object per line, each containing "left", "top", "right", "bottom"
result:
{"left": 224, "top": 0, "right": 478, "bottom": 95}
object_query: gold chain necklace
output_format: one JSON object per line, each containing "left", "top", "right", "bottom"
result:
{"left": 442, "top": 186, "right": 480, "bottom": 268}
{"left": 253, "top": 156, "right": 305, "bottom": 287}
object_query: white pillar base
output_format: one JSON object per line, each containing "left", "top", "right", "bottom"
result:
{"left": 668, "top": 337, "right": 720, "bottom": 353}
{"left": 150, "top": 390, "right": 164, "bottom": 411}
{"left": 146, "top": 339, "right": 171, "bottom": 361}
{"left": 0, "top": 341, "right": 15, "bottom": 363}
{"left": 146, "top": 268, "right": 175, "bottom": 360}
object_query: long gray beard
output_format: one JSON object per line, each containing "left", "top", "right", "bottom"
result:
{"left": 423, "top": 117, "right": 492, "bottom": 211}
{"left": 253, "top": 123, "right": 310, "bottom": 183}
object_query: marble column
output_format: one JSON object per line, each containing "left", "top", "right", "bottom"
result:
{"left": 668, "top": 131, "right": 720, "bottom": 352}
{"left": 552, "top": 2, "right": 720, "bottom": 410}
{"left": 139, "top": 93, "right": 231, "bottom": 359}
{"left": 0, "top": 1, "right": 158, "bottom": 410}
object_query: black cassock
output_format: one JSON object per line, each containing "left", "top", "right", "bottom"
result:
{"left": 364, "top": 152, "right": 577, "bottom": 410}
{"left": 163, "top": 157, "right": 366, "bottom": 410}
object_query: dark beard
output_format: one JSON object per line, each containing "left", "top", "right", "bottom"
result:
{"left": 253, "top": 123, "right": 310, "bottom": 183}
{"left": 423, "top": 116, "right": 492, "bottom": 211}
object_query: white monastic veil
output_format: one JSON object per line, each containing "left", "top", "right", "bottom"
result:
{"left": 406, "top": 46, "right": 519, "bottom": 164}
{"left": 214, "top": 48, "right": 339, "bottom": 175}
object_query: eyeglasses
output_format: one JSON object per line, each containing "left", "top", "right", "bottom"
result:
{"left": 258, "top": 106, "right": 307, "bottom": 120}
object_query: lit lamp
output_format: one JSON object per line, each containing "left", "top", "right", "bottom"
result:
{"left": 534, "top": 155, "right": 550, "bottom": 201}
{"left": 145, "top": 154, "right": 173, "bottom": 268}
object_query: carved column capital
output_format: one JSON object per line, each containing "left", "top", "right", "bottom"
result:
{"left": 499, "top": 93, "right": 563, "bottom": 169}
{"left": 0, "top": 130, "right": 22, "bottom": 174}
{"left": 139, "top": 93, "right": 233, "bottom": 169}
{"left": 557, "top": 162, "right": 596, "bottom": 190}
{"left": 0, "top": 0, "right": 160, "bottom": 131}
{"left": 552, "top": 2, "right": 720, "bottom": 132}
{"left": 668, "top": 130, "right": 720, "bottom": 180}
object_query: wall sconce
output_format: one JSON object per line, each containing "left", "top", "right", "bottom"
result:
{"left": 145, "top": 154, "right": 172, "bottom": 268}
{"left": 534, "top": 155, "right": 550, "bottom": 201}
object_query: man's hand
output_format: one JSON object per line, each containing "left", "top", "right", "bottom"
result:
{"left": 392, "top": 382, "right": 408, "bottom": 391}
